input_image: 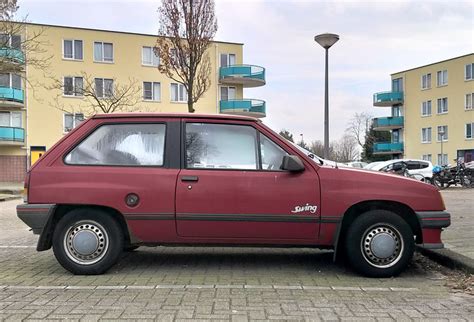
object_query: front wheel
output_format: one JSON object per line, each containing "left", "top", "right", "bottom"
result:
{"left": 52, "top": 208, "right": 124, "bottom": 275}
{"left": 345, "top": 210, "right": 414, "bottom": 277}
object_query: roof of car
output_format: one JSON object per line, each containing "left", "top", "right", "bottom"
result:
{"left": 91, "top": 113, "right": 260, "bottom": 122}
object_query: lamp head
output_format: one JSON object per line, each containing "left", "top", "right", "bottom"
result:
{"left": 314, "top": 33, "right": 340, "bottom": 49}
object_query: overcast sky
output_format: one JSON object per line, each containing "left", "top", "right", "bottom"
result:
{"left": 18, "top": 0, "right": 474, "bottom": 144}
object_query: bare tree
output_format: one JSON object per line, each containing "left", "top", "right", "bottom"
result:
{"left": 309, "top": 140, "right": 336, "bottom": 160}
{"left": 334, "top": 134, "right": 358, "bottom": 162}
{"left": 49, "top": 72, "right": 143, "bottom": 117}
{"left": 346, "top": 112, "right": 373, "bottom": 149}
{"left": 279, "top": 129, "right": 294, "bottom": 142}
{"left": 155, "top": 0, "right": 217, "bottom": 113}
{"left": 0, "top": 0, "right": 51, "bottom": 87}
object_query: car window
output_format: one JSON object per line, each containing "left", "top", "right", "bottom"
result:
{"left": 406, "top": 161, "right": 421, "bottom": 170}
{"left": 65, "top": 123, "right": 166, "bottom": 166}
{"left": 186, "top": 123, "right": 258, "bottom": 170}
{"left": 260, "top": 134, "right": 288, "bottom": 170}
{"left": 419, "top": 162, "right": 429, "bottom": 169}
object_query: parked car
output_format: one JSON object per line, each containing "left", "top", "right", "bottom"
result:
{"left": 345, "top": 161, "right": 368, "bottom": 168}
{"left": 371, "top": 159, "right": 434, "bottom": 181}
{"left": 364, "top": 161, "right": 384, "bottom": 170}
{"left": 17, "top": 113, "right": 450, "bottom": 277}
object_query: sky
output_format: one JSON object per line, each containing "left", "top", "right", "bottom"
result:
{"left": 18, "top": 0, "right": 474, "bottom": 144}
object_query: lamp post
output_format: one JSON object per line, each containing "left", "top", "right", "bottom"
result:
{"left": 314, "top": 33, "right": 339, "bottom": 159}
{"left": 439, "top": 129, "right": 445, "bottom": 165}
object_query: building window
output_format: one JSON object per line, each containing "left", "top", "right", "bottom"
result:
{"left": 0, "top": 34, "right": 21, "bottom": 49}
{"left": 465, "top": 63, "right": 474, "bottom": 81}
{"left": 466, "top": 123, "right": 474, "bottom": 139}
{"left": 142, "top": 47, "right": 159, "bottom": 66}
{"left": 466, "top": 93, "right": 474, "bottom": 110}
{"left": 437, "top": 154, "right": 448, "bottom": 166}
{"left": 94, "top": 42, "right": 114, "bottom": 62}
{"left": 63, "top": 39, "right": 83, "bottom": 60}
{"left": 437, "top": 97, "right": 448, "bottom": 114}
{"left": 220, "top": 53, "right": 236, "bottom": 67}
{"left": 220, "top": 86, "right": 236, "bottom": 101}
{"left": 63, "top": 113, "right": 84, "bottom": 132}
{"left": 143, "top": 82, "right": 161, "bottom": 101}
{"left": 95, "top": 78, "right": 114, "bottom": 98}
{"left": 170, "top": 83, "right": 187, "bottom": 102}
{"left": 437, "top": 125, "right": 448, "bottom": 142}
{"left": 63, "top": 77, "right": 83, "bottom": 97}
{"left": 421, "top": 73, "right": 431, "bottom": 89}
{"left": 421, "top": 100, "right": 431, "bottom": 116}
{"left": 0, "top": 73, "right": 21, "bottom": 89}
{"left": 421, "top": 127, "right": 432, "bottom": 143}
{"left": 422, "top": 154, "right": 432, "bottom": 162}
{"left": 436, "top": 69, "right": 448, "bottom": 86}
{"left": 0, "top": 111, "right": 21, "bottom": 127}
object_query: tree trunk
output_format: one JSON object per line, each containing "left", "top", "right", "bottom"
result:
{"left": 187, "top": 82, "right": 195, "bottom": 113}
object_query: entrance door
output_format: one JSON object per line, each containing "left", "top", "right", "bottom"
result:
{"left": 175, "top": 121, "right": 320, "bottom": 241}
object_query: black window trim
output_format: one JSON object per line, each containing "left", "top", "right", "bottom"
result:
{"left": 62, "top": 121, "right": 178, "bottom": 169}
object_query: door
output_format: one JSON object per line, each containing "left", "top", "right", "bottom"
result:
{"left": 175, "top": 121, "right": 321, "bottom": 240}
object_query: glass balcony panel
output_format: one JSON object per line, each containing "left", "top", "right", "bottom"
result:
{"left": 373, "top": 91, "right": 404, "bottom": 106}
{"left": 373, "top": 142, "right": 404, "bottom": 154}
{"left": 0, "top": 87, "right": 24, "bottom": 103}
{"left": 373, "top": 116, "right": 404, "bottom": 130}
{"left": 0, "top": 126, "right": 25, "bottom": 143}
{"left": 220, "top": 99, "right": 266, "bottom": 118}
{"left": 220, "top": 65, "right": 265, "bottom": 87}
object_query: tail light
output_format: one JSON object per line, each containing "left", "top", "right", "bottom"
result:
{"left": 23, "top": 171, "right": 30, "bottom": 203}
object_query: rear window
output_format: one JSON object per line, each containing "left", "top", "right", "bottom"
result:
{"left": 65, "top": 123, "right": 166, "bottom": 166}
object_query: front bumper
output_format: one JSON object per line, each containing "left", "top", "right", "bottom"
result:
{"left": 416, "top": 211, "right": 450, "bottom": 249}
{"left": 17, "top": 204, "right": 56, "bottom": 234}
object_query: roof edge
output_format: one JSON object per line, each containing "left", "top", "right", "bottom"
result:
{"left": 91, "top": 112, "right": 260, "bottom": 122}
{"left": 19, "top": 21, "right": 244, "bottom": 46}
{"left": 391, "top": 53, "right": 474, "bottom": 75}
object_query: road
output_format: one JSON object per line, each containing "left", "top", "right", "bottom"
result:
{"left": 0, "top": 198, "right": 472, "bottom": 321}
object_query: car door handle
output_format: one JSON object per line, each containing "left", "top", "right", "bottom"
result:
{"left": 181, "top": 176, "right": 199, "bottom": 182}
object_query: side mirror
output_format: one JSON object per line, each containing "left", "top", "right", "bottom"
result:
{"left": 280, "top": 155, "right": 305, "bottom": 172}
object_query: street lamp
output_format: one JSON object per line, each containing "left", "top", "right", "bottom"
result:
{"left": 314, "top": 33, "right": 339, "bottom": 159}
{"left": 439, "top": 129, "right": 445, "bottom": 165}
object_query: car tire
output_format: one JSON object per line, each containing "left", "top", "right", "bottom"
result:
{"left": 345, "top": 210, "right": 414, "bottom": 278}
{"left": 52, "top": 208, "right": 124, "bottom": 275}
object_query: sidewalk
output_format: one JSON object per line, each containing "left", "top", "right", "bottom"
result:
{"left": 419, "top": 188, "right": 474, "bottom": 273}
{"left": 0, "top": 182, "right": 23, "bottom": 201}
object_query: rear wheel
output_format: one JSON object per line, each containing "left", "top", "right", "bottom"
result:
{"left": 345, "top": 210, "right": 414, "bottom": 277}
{"left": 52, "top": 208, "right": 124, "bottom": 275}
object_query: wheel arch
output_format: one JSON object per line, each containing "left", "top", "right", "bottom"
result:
{"left": 38, "top": 204, "right": 132, "bottom": 251}
{"left": 333, "top": 200, "right": 422, "bottom": 261}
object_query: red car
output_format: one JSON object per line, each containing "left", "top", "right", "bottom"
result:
{"left": 17, "top": 113, "right": 450, "bottom": 277}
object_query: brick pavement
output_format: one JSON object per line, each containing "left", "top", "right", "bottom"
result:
{"left": 0, "top": 199, "right": 473, "bottom": 320}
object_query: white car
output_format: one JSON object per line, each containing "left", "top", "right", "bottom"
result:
{"left": 346, "top": 161, "right": 368, "bottom": 168}
{"left": 371, "top": 159, "right": 433, "bottom": 181}
{"left": 364, "top": 161, "right": 384, "bottom": 170}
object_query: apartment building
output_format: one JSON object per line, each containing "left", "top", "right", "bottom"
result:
{"left": 372, "top": 53, "right": 474, "bottom": 165}
{"left": 0, "top": 23, "right": 266, "bottom": 182}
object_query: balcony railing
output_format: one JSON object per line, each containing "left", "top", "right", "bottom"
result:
{"left": 0, "top": 86, "right": 24, "bottom": 104}
{"left": 373, "top": 142, "right": 404, "bottom": 154}
{"left": 220, "top": 99, "right": 266, "bottom": 118}
{"left": 373, "top": 116, "right": 404, "bottom": 130}
{"left": 0, "top": 48, "right": 25, "bottom": 64}
{"left": 0, "top": 126, "right": 24, "bottom": 143}
{"left": 373, "top": 91, "right": 404, "bottom": 106}
{"left": 220, "top": 65, "right": 266, "bottom": 87}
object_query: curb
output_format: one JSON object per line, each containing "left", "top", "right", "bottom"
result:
{"left": 0, "top": 195, "right": 22, "bottom": 202}
{"left": 416, "top": 245, "right": 474, "bottom": 274}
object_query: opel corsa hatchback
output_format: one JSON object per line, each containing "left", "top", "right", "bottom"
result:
{"left": 17, "top": 113, "right": 450, "bottom": 277}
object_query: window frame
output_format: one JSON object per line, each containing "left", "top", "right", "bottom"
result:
{"left": 94, "top": 78, "right": 114, "bottom": 98}
{"left": 422, "top": 154, "right": 432, "bottom": 162}
{"left": 465, "top": 93, "right": 474, "bottom": 110}
{"left": 62, "top": 39, "right": 83, "bottom": 61}
{"left": 93, "top": 41, "right": 114, "bottom": 63}
{"left": 63, "top": 121, "right": 170, "bottom": 168}
{"left": 0, "top": 111, "right": 22, "bottom": 127}
{"left": 170, "top": 83, "right": 187, "bottom": 103}
{"left": 436, "top": 69, "right": 448, "bottom": 87}
{"left": 421, "top": 100, "right": 432, "bottom": 117}
{"left": 142, "top": 46, "right": 160, "bottom": 67}
{"left": 437, "top": 125, "right": 448, "bottom": 142}
{"left": 466, "top": 123, "right": 474, "bottom": 140}
{"left": 465, "top": 63, "right": 474, "bottom": 81}
{"left": 421, "top": 73, "right": 431, "bottom": 90}
{"left": 421, "top": 127, "right": 432, "bottom": 143}
{"left": 63, "top": 76, "right": 84, "bottom": 97}
{"left": 0, "top": 73, "right": 22, "bottom": 89}
{"left": 437, "top": 97, "right": 448, "bottom": 114}
{"left": 182, "top": 121, "right": 293, "bottom": 172}
{"left": 63, "top": 113, "right": 84, "bottom": 133}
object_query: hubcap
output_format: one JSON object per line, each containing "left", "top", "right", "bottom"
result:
{"left": 63, "top": 220, "right": 109, "bottom": 265}
{"left": 361, "top": 224, "right": 404, "bottom": 268}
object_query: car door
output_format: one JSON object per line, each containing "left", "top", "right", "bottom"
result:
{"left": 175, "top": 119, "right": 321, "bottom": 241}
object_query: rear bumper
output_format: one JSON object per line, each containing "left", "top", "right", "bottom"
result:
{"left": 17, "top": 204, "right": 56, "bottom": 234}
{"left": 416, "top": 211, "right": 450, "bottom": 249}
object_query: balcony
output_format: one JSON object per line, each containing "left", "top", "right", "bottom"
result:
{"left": 373, "top": 116, "right": 404, "bottom": 131}
{"left": 0, "top": 48, "right": 25, "bottom": 64}
{"left": 0, "top": 126, "right": 25, "bottom": 146}
{"left": 373, "top": 142, "right": 404, "bottom": 155}
{"left": 0, "top": 87, "right": 25, "bottom": 109}
{"left": 220, "top": 65, "right": 265, "bottom": 87}
{"left": 373, "top": 91, "right": 403, "bottom": 107}
{"left": 220, "top": 99, "right": 266, "bottom": 118}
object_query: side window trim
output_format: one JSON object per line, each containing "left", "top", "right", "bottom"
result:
{"left": 62, "top": 121, "right": 169, "bottom": 168}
